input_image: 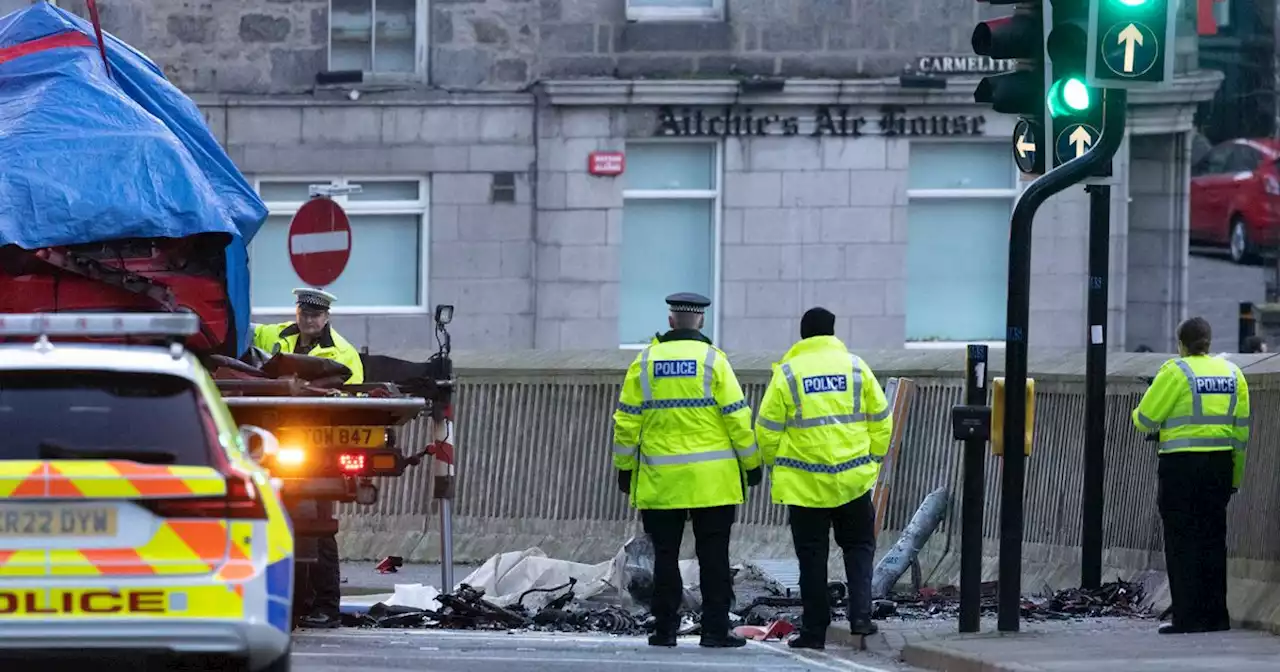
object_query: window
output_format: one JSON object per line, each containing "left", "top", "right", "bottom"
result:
{"left": 905, "top": 142, "right": 1018, "bottom": 346}
{"left": 329, "top": 0, "right": 425, "bottom": 75}
{"left": 620, "top": 142, "right": 721, "bottom": 346}
{"left": 1212, "top": 0, "right": 1231, "bottom": 29}
{"left": 250, "top": 177, "right": 429, "bottom": 313}
{"left": 626, "top": 0, "right": 724, "bottom": 22}
{"left": 0, "top": 371, "right": 213, "bottom": 466}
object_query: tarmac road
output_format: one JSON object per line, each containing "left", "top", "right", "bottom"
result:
{"left": 291, "top": 628, "right": 918, "bottom": 672}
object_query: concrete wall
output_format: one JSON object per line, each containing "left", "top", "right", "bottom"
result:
{"left": 337, "top": 348, "right": 1280, "bottom": 631}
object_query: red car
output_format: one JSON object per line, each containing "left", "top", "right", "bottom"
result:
{"left": 1190, "top": 138, "right": 1280, "bottom": 264}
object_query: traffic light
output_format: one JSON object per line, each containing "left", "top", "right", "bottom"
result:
{"left": 972, "top": 1, "right": 1046, "bottom": 175}
{"left": 1086, "top": 0, "right": 1177, "bottom": 89}
{"left": 1045, "top": 0, "right": 1110, "bottom": 175}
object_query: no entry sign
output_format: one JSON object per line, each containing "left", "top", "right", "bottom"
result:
{"left": 288, "top": 197, "right": 351, "bottom": 287}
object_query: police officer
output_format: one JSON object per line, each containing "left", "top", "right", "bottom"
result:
{"left": 253, "top": 288, "right": 365, "bottom": 384}
{"left": 613, "top": 292, "right": 762, "bottom": 648}
{"left": 754, "top": 307, "right": 893, "bottom": 649}
{"left": 251, "top": 288, "right": 364, "bottom": 629}
{"left": 1133, "top": 317, "right": 1249, "bottom": 635}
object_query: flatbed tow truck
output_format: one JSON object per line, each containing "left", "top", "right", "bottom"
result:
{"left": 208, "top": 311, "right": 457, "bottom": 615}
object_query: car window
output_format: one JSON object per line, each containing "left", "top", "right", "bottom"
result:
{"left": 0, "top": 371, "right": 214, "bottom": 465}
{"left": 1193, "top": 145, "right": 1232, "bottom": 177}
{"left": 1227, "top": 145, "right": 1261, "bottom": 173}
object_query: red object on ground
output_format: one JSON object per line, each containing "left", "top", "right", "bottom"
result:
{"left": 288, "top": 197, "right": 352, "bottom": 287}
{"left": 733, "top": 619, "right": 796, "bottom": 641}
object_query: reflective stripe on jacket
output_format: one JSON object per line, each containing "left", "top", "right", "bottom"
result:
{"left": 611, "top": 338, "right": 760, "bottom": 509}
{"left": 754, "top": 335, "right": 893, "bottom": 508}
{"left": 1131, "top": 354, "right": 1249, "bottom": 488}
{"left": 252, "top": 322, "right": 366, "bottom": 384}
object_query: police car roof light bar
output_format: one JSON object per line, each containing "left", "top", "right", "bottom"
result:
{"left": 0, "top": 312, "right": 202, "bottom": 338}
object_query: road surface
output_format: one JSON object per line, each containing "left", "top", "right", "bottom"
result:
{"left": 1189, "top": 248, "right": 1268, "bottom": 349}
{"left": 291, "top": 628, "right": 920, "bottom": 672}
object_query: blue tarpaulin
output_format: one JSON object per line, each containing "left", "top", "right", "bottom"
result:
{"left": 0, "top": 3, "right": 266, "bottom": 355}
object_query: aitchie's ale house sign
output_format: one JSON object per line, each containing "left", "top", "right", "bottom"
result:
{"left": 654, "top": 105, "right": 987, "bottom": 138}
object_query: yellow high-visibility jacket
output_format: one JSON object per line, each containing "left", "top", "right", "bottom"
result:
{"left": 252, "top": 322, "right": 365, "bottom": 384}
{"left": 612, "top": 335, "right": 760, "bottom": 509}
{"left": 754, "top": 336, "right": 892, "bottom": 508}
{"left": 1132, "top": 354, "right": 1249, "bottom": 488}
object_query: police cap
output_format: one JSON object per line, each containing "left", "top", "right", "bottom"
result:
{"left": 294, "top": 287, "right": 337, "bottom": 311}
{"left": 665, "top": 292, "right": 711, "bottom": 314}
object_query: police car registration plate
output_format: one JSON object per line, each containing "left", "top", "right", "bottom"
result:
{"left": 279, "top": 426, "right": 386, "bottom": 449}
{"left": 0, "top": 505, "right": 117, "bottom": 537}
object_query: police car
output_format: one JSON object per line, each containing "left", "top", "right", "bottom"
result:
{"left": 0, "top": 313, "right": 294, "bottom": 671}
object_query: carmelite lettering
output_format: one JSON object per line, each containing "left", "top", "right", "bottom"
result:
{"left": 654, "top": 106, "right": 986, "bottom": 138}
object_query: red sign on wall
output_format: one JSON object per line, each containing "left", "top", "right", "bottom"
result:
{"left": 588, "top": 151, "right": 625, "bottom": 176}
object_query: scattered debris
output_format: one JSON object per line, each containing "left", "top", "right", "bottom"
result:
{"left": 871, "top": 579, "right": 1152, "bottom": 622}
{"left": 338, "top": 536, "right": 1152, "bottom": 636}
{"left": 1027, "top": 580, "right": 1152, "bottom": 619}
{"left": 376, "top": 556, "right": 404, "bottom": 574}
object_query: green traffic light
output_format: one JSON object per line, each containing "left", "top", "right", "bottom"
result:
{"left": 1116, "top": 0, "right": 1148, "bottom": 5}
{"left": 1063, "top": 79, "right": 1090, "bottom": 110}
{"left": 1047, "top": 78, "right": 1091, "bottom": 117}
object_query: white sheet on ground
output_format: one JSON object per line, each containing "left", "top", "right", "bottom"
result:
{"left": 454, "top": 546, "right": 700, "bottom": 611}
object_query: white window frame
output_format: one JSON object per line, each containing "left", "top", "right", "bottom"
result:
{"left": 626, "top": 0, "right": 725, "bottom": 22}
{"left": 327, "top": 0, "right": 430, "bottom": 80}
{"left": 904, "top": 138, "right": 1022, "bottom": 350}
{"left": 250, "top": 175, "right": 431, "bottom": 316}
{"left": 618, "top": 138, "right": 724, "bottom": 349}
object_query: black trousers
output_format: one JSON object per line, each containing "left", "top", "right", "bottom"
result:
{"left": 1158, "top": 451, "right": 1233, "bottom": 629}
{"left": 297, "top": 501, "right": 341, "bottom": 619}
{"left": 640, "top": 505, "right": 736, "bottom": 637}
{"left": 789, "top": 492, "right": 876, "bottom": 637}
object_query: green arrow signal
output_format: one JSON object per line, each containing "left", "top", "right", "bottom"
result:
{"left": 1117, "top": 24, "right": 1143, "bottom": 73}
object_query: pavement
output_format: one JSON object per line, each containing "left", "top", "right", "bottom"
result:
{"left": 291, "top": 627, "right": 920, "bottom": 671}
{"left": 863, "top": 615, "right": 1280, "bottom": 672}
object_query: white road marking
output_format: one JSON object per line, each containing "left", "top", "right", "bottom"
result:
{"left": 292, "top": 651, "right": 792, "bottom": 668}
{"left": 290, "top": 231, "right": 349, "bottom": 255}
{"left": 748, "top": 639, "right": 896, "bottom": 672}
{"left": 301, "top": 630, "right": 648, "bottom": 646}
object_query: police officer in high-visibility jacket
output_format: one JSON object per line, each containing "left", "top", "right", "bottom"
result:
{"left": 755, "top": 307, "right": 893, "bottom": 649}
{"left": 252, "top": 288, "right": 365, "bottom": 385}
{"left": 1133, "top": 316, "right": 1248, "bottom": 635}
{"left": 613, "top": 292, "right": 762, "bottom": 649}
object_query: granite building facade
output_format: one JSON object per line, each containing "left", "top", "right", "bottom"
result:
{"left": 35, "top": 0, "right": 1224, "bottom": 353}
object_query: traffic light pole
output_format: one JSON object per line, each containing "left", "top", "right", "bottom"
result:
{"left": 1081, "top": 183, "right": 1110, "bottom": 590}
{"left": 998, "top": 88, "right": 1128, "bottom": 633}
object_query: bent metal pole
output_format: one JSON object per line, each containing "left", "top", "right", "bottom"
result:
{"left": 997, "top": 89, "right": 1129, "bottom": 633}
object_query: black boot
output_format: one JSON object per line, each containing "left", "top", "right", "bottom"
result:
{"left": 850, "top": 619, "right": 879, "bottom": 636}
{"left": 648, "top": 632, "right": 677, "bottom": 647}
{"left": 699, "top": 633, "right": 747, "bottom": 648}
{"left": 299, "top": 612, "right": 340, "bottom": 629}
{"left": 787, "top": 634, "right": 825, "bottom": 650}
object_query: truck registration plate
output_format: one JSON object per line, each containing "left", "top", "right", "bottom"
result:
{"left": 280, "top": 426, "right": 386, "bottom": 449}
{"left": 0, "top": 506, "right": 117, "bottom": 537}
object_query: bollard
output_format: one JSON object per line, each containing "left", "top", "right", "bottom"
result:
{"left": 1239, "top": 302, "right": 1256, "bottom": 353}
{"left": 949, "top": 345, "right": 991, "bottom": 634}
